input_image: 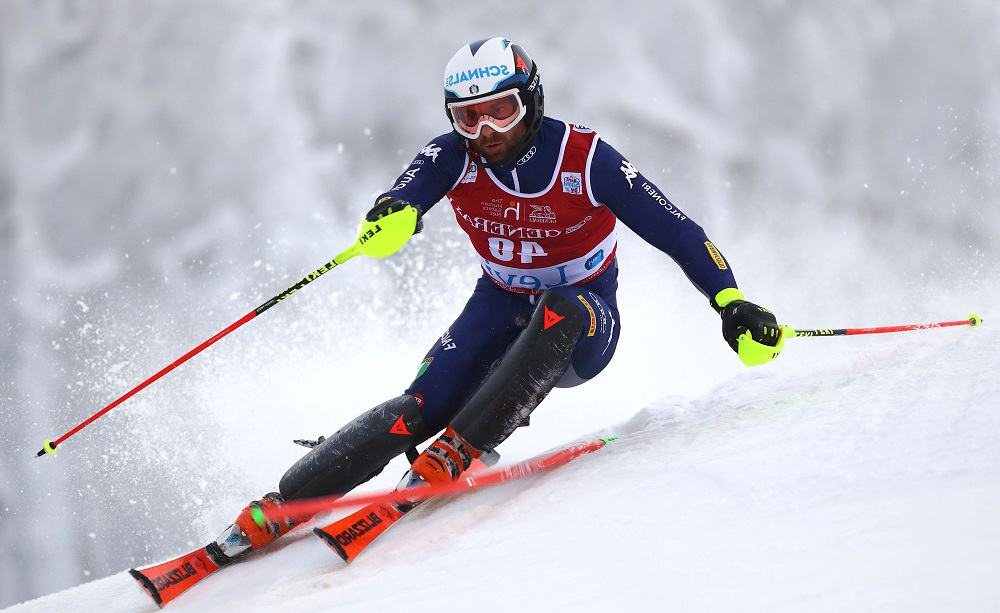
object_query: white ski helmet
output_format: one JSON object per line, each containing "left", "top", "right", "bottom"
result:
{"left": 443, "top": 37, "right": 544, "bottom": 165}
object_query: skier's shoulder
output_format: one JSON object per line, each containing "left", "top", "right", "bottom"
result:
{"left": 421, "top": 130, "right": 464, "bottom": 154}
{"left": 382, "top": 131, "right": 466, "bottom": 204}
{"left": 414, "top": 130, "right": 467, "bottom": 171}
{"left": 544, "top": 116, "right": 628, "bottom": 160}
{"left": 571, "top": 126, "right": 640, "bottom": 202}
{"left": 533, "top": 119, "right": 631, "bottom": 188}
{"left": 542, "top": 116, "right": 602, "bottom": 155}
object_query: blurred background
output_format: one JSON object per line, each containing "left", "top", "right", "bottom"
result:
{"left": 2, "top": 0, "right": 998, "bottom": 607}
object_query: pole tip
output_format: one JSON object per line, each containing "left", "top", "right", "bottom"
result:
{"left": 968, "top": 313, "right": 983, "bottom": 328}
{"left": 35, "top": 439, "right": 58, "bottom": 458}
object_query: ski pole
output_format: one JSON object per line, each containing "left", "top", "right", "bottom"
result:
{"left": 261, "top": 436, "right": 618, "bottom": 526}
{"left": 35, "top": 206, "right": 420, "bottom": 458}
{"left": 781, "top": 313, "right": 982, "bottom": 339}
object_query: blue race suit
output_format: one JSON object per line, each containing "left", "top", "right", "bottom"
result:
{"left": 382, "top": 117, "right": 737, "bottom": 431}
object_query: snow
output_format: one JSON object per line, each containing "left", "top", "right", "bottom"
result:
{"left": 7, "top": 321, "right": 998, "bottom": 612}
{"left": 4, "top": 3, "right": 1000, "bottom": 609}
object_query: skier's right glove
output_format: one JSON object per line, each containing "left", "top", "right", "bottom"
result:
{"left": 352, "top": 196, "right": 423, "bottom": 258}
{"left": 366, "top": 196, "right": 424, "bottom": 234}
{"left": 713, "top": 288, "right": 785, "bottom": 367}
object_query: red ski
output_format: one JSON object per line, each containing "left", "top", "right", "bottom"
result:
{"left": 314, "top": 501, "right": 409, "bottom": 563}
{"left": 314, "top": 455, "right": 494, "bottom": 563}
{"left": 129, "top": 436, "right": 615, "bottom": 607}
{"left": 311, "top": 438, "right": 614, "bottom": 562}
{"left": 129, "top": 547, "right": 220, "bottom": 608}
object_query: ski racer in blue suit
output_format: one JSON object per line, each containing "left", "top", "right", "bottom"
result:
{"left": 212, "top": 36, "right": 785, "bottom": 563}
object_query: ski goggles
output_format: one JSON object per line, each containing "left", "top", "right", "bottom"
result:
{"left": 447, "top": 89, "right": 527, "bottom": 139}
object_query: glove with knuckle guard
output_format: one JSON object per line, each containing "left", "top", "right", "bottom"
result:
{"left": 366, "top": 195, "right": 423, "bottom": 234}
{"left": 712, "top": 288, "right": 784, "bottom": 366}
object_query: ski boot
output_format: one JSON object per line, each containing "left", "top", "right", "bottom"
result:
{"left": 408, "top": 426, "right": 484, "bottom": 484}
{"left": 393, "top": 426, "right": 498, "bottom": 513}
{"left": 206, "top": 492, "right": 297, "bottom": 565}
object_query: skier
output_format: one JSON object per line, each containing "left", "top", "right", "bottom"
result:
{"left": 208, "top": 37, "right": 784, "bottom": 564}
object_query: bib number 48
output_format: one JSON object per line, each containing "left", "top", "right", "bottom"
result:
{"left": 488, "top": 238, "right": 548, "bottom": 264}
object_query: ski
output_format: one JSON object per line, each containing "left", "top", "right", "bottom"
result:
{"left": 129, "top": 523, "right": 247, "bottom": 607}
{"left": 310, "top": 438, "right": 614, "bottom": 563}
{"left": 314, "top": 454, "right": 495, "bottom": 563}
{"left": 314, "top": 500, "right": 413, "bottom": 563}
{"left": 129, "top": 436, "right": 614, "bottom": 606}
{"left": 128, "top": 546, "right": 221, "bottom": 608}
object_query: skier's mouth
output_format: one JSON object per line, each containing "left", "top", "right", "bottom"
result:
{"left": 481, "top": 141, "right": 505, "bottom": 157}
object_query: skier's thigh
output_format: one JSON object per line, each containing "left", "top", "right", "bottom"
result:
{"left": 405, "top": 277, "right": 529, "bottom": 430}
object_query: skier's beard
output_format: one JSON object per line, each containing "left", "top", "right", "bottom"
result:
{"left": 470, "top": 122, "right": 528, "bottom": 166}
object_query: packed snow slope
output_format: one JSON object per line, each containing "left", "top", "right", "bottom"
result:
{"left": 7, "top": 319, "right": 998, "bottom": 612}
{"left": 5, "top": 3, "right": 1000, "bottom": 607}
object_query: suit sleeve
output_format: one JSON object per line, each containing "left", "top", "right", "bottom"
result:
{"left": 590, "top": 138, "right": 738, "bottom": 301}
{"left": 376, "top": 132, "right": 467, "bottom": 215}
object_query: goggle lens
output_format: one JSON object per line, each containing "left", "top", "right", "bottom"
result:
{"left": 448, "top": 91, "right": 525, "bottom": 138}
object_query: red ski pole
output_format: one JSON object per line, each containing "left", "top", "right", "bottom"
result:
{"left": 261, "top": 437, "right": 617, "bottom": 526}
{"left": 35, "top": 206, "right": 420, "bottom": 458}
{"left": 35, "top": 246, "right": 357, "bottom": 458}
{"left": 782, "top": 313, "right": 982, "bottom": 338}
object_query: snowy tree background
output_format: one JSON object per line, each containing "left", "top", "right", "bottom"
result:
{"left": 1, "top": 1, "right": 998, "bottom": 607}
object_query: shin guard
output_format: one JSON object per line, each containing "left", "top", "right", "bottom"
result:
{"left": 451, "top": 291, "right": 585, "bottom": 452}
{"left": 278, "top": 394, "right": 432, "bottom": 500}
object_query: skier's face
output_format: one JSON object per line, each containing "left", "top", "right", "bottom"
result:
{"left": 471, "top": 122, "right": 528, "bottom": 164}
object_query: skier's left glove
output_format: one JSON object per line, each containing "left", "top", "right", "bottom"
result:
{"left": 712, "top": 288, "right": 784, "bottom": 366}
